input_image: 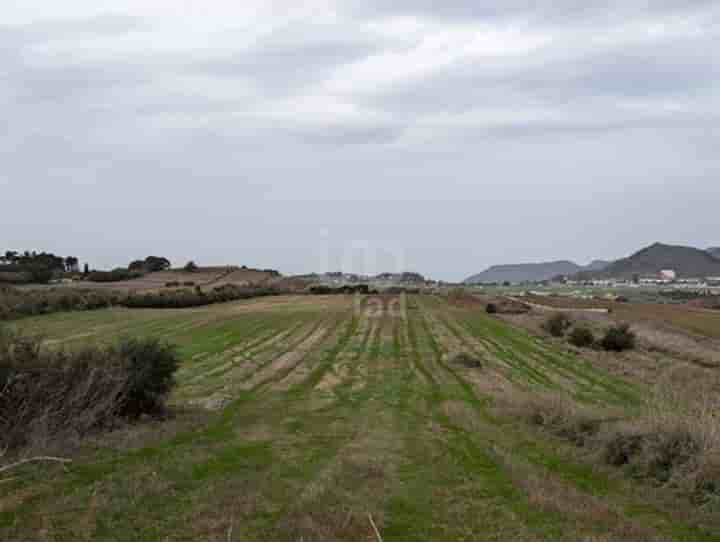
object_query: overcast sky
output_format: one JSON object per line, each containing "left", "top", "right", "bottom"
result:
{"left": 2, "top": 1, "right": 719, "bottom": 280}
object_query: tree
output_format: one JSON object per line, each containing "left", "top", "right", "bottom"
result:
{"left": 128, "top": 260, "right": 146, "bottom": 272}
{"left": 144, "top": 256, "right": 171, "bottom": 272}
{"left": 184, "top": 261, "right": 198, "bottom": 272}
{"left": 64, "top": 256, "right": 79, "bottom": 273}
{"left": 28, "top": 265, "right": 53, "bottom": 284}
{"left": 84, "top": 263, "right": 90, "bottom": 276}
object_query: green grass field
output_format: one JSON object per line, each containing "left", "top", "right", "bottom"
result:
{"left": 1, "top": 294, "right": 717, "bottom": 541}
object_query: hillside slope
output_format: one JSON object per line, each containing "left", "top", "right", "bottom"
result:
{"left": 596, "top": 243, "right": 720, "bottom": 278}
{"left": 708, "top": 247, "right": 720, "bottom": 260}
{"left": 464, "top": 259, "right": 611, "bottom": 284}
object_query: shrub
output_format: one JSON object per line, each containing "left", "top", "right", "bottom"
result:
{"left": 542, "top": 313, "right": 572, "bottom": 337}
{"left": 183, "top": 281, "right": 195, "bottom": 287}
{"left": 450, "top": 352, "right": 482, "bottom": 369}
{"left": 122, "top": 285, "right": 281, "bottom": 309}
{"left": 0, "top": 330, "right": 179, "bottom": 452}
{"left": 600, "top": 323, "right": 636, "bottom": 352}
{"left": 184, "top": 261, "right": 198, "bottom": 272}
{"left": 568, "top": 326, "right": 595, "bottom": 348}
{"left": 603, "top": 433, "right": 644, "bottom": 467}
{"left": 88, "top": 268, "right": 141, "bottom": 283}
{"left": 0, "top": 286, "right": 118, "bottom": 321}
{"left": 165, "top": 281, "right": 180, "bottom": 288}
{"left": 486, "top": 303, "right": 498, "bottom": 314}
{"left": 116, "top": 337, "right": 179, "bottom": 419}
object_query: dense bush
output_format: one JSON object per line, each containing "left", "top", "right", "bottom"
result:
{"left": 123, "top": 285, "right": 282, "bottom": 309}
{"left": 542, "top": 313, "right": 572, "bottom": 337}
{"left": 0, "top": 330, "right": 179, "bottom": 452}
{"left": 600, "top": 323, "right": 636, "bottom": 352}
{"left": 116, "top": 337, "right": 179, "bottom": 419}
{"left": 0, "top": 286, "right": 119, "bottom": 321}
{"left": 486, "top": 303, "right": 498, "bottom": 314}
{"left": 310, "top": 285, "right": 370, "bottom": 295}
{"left": 450, "top": 352, "right": 483, "bottom": 369}
{"left": 568, "top": 326, "right": 595, "bottom": 348}
{"left": 88, "top": 268, "right": 142, "bottom": 283}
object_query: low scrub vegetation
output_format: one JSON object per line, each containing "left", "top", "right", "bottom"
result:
{"left": 0, "top": 329, "right": 179, "bottom": 453}
{"left": 87, "top": 268, "right": 143, "bottom": 283}
{"left": 568, "top": 326, "right": 595, "bottom": 348}
{"left": 600, "top": 323, "right": 636, "bottom": 352}
{"left": 124, "top": 284, "right": 282, "bottom": 309}
{"left": 0, "top": 286, "right": 119, "bottom": 321}
{"left": 450, "top": 352, "right": 483, "bottom": 369}
{"left": 519, "top": 391, "right": 720, "bottom": 505}
{"left": 309, "top": 285, "right": 372, "bottom": 295}
{"left": 542, "top": 313, "right": 573, "bottom": 337}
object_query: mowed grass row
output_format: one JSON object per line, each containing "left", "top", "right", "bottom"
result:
{"left": 1, "top": 295, "right": 718, "bottom": 541}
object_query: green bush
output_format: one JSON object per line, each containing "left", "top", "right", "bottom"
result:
{"left": 568, "top": 326, "right": 595, "bottom": 348}
{"left": 116, "top": 337, "right": 179, "bottom": 419}
{"left": 486, "top": 303, "right": 498, "bottom": 314}
{"left": 542, "top": 313, "right": 572, "bottom": 337}
{"left": 600, "top": 323, "right": 636, "bottom": 352}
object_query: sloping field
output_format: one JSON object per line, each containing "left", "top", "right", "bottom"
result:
{"left": 23, "top": 267, "right": 279, "bottom": 293}
{"left": 2, "top": 295, "right": 718, "bottom": 541}
{"left": 520, "top": 294, "right": 720, "bottom": 339}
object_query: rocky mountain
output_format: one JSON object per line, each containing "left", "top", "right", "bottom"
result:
{"left": 594, "top": 243, "right": 720, "bottom": 278}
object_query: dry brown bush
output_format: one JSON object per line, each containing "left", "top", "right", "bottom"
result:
{"left": 0, "top": 329, "right": 179, "bottom": 455}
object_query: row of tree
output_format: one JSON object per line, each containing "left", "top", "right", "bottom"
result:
{"left": 1, "top": 251, "right": 175, "bottom": 284}
{"left": 1, "top": 251, "right": 80, "bottom": 273}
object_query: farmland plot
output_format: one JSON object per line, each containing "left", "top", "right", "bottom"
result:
{"left": 1, "top": 295, "right": 718, "bottom": 541}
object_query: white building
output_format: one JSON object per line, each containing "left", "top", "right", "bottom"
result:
{"left": 659, "top": 270, "right": 677, "bottom": 281}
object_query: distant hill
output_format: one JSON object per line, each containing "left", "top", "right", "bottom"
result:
{"left": 708, "top": 247, "right": 720, "bottom": 260}
{"left": 464, "top": 261, "right": 583, "bottom": 284}
{"left": 593, "top": 243, "right": 720, "bottom": 278}
{"left": 584, "top": 260, "right": 612, "bottom": 272}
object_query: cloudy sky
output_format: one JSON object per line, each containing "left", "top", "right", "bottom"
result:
{"left": 2, "top": 1, "right": 719, "bottom": 279}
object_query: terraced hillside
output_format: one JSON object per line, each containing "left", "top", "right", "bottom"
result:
{"left": 2, "top": 295, "right": 718, "bottom": 541}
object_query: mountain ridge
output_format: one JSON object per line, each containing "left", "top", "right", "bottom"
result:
{"left": 464, "top": 259, "right": 608, "bottom": 284}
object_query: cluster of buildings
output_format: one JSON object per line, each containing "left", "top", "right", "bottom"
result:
{"left": 564, "top": 269, "right": 720, "bottom": 292}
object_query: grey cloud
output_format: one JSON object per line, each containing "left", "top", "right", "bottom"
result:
{"left": 0, "top": 14, "right": 144, "bottom": 45}
{"left": 192, "top": 27, "right": 391, "bottom": 96}
{"left": 346, "top": 0, "right": 720, "bottom": 22}
{"left": 358, "top": 28, "right": 719, "bottom": 136}
{"left": 2, "top": 5, "right": 720, "bottom": 280}
{"left": 284, "top": 119, "right": 406, "bottom": 146}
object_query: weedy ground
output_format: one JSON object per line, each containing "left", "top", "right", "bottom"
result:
{"left": 1, "top": 294, "right": 719, "bottom": 541}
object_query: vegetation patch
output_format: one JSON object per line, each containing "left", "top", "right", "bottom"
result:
{"left": 0, "top": 286, "right": 120, "bottom": 321}
{"left": 542, "top": 313, "right": 573, "bottom": 338}
{"left": 123, "top": 284, "right": 284, "bottom": 309}
{"left": 450, "top": 352, "right": 483, "bottom": 369}
{"left": 0, "top": 329, "right": 179, "bottom": 454}
{"left": 568, "top": 326, "right": 595, "bottom": 348}
{"left": 600, "top": 323, "right": 636, "bottom": 352}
